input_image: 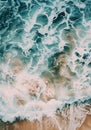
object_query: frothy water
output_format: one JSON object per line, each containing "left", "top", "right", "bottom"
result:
{"left": 0, "top": 0, "right": 91, "bottom": 129}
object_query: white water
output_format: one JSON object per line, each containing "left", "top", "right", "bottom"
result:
{"left": 0, "top": 0, "right": 91, "bottom": 129}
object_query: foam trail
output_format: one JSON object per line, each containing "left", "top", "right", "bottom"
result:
{"left": 52, "top": 116, "right": 62, "bottom": 130}
{"left": 0, "top": 0, "right": 91, "bottom": 129}
{"left": 68, "top": 106, "right": 76, "bottom": 130}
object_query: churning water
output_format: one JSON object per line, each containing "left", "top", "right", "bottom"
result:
{"left": 0, "top": 0, "right": 91, "bottom": 129}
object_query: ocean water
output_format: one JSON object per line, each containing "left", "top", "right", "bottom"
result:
{"left": 0, "top": 0, "right": 91, "bottom": 129}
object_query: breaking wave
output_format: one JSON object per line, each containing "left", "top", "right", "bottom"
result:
{"left": 0, "top": 0, "right": 91, "bottom": 129}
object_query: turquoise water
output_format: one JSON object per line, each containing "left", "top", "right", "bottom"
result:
{"left": 0, "top": 0, "right": 91, "bottom": 125}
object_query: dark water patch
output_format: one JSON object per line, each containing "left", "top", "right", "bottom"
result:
{"left": 82, "top": 53, "right": 89, "bottom": 60}
{"left": 5, "top": 44, "right": 13, "bottom": 50}
{"left": 15, "top": 28, "right": 24, "bottom": 37}
{"left": 56, "top": 22, "right": 67, "bottom": 32}
{"left": 11, "top": 16, "right": 25, "bottom": 29}
{"left": 88, "top": 62, "right": 91, "bottom": 68}
{"left": 0, "top": 45, "right": 4, "bottom": 57}
{"left": 0, "top": 6, "right": 24, "bottom": 38}
{"left": 73, "top": 20, "right": 84, "bottom": 29}
{"left": 3, "top": 25, "right": 24, "bottom": 43}
{"left": 80, "top": 0, "right": 86, "bottom": 2}
{"left": 0, "top": 6, "right": 18, "bottom": 22}
{"left": 29, "top": 3, "right": 41, "bottom": 18}
{"left": 37, "top": 31, "right": 44, "bottom": 38}
{"left": 0, "top": 23, "right": 9, "bottom": 34}
{"left": 7, "top": 0, "right": 16, "bottom": 6}
{"left": 66, "top": 7, "right": 71, "bottom": 14}
{"left": 36, "top": 38, "right": 42, "bottom": 44}
{"left": 30, "top": 30, "right": 44, "bottom": 42}
{"left": 85, "top": 1, "right": 91, "bottom": 20}
{"left": 52, "top": 12, "right": 65, "bottom": 28}
{"left": 44, "top": 7, "right": 52, "bottom": 16}
{"left": 1, "top": 0, "right": 7, "bottom": 1}
{"left": 13, "top": 0, "right": 21, "bottom": 6}
{"left": 69, "top": 6, "right": 83, "bottom": 21}
{"left": 64, "top": 43, "right": 72, "bottom": 54}
{"left": 36, "top": 14, "right": 48, "bottom": 26}
{"left": 80, "top": 61, "right": 85, "bottom": 65}
{"left": 75, "top": 52, "right": 81, "bottom": 57}
{"left": 28, "top": 44, "right": 39, "bottom": 55}
{"left": 88, "top": 43, "right": 91, "bottom": 48}
{"left": 18, "top": 2, "right": 29, "bottom": 18}
{"left": 45, "top": 1, "right": 53, "bottom": 6}
{"left": 30, "top": 24, "right": 41, "bottom": 33}
{"left": 36, "top": 0, "right": 53, "bottom": 5}
{"left": 75, "top": 59, "right": 80, "bottom": 63}
{"left": 0, "top": 7, "right": 15, "bottom": 31}
{"left": 66, "top": 1, "right": 74, "bottom": 6}
{"left": 31, "top": 55, "right": 40, "bottom": 67}
{"left": 18, "top": 2, "right": 27, "bottom": 13}
{"left": 27, "top": 44, "right": 42, "bottom": 67}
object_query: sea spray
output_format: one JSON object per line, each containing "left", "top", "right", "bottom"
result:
{"left": 0, "top": 0, "right": 91, "bottom": 130}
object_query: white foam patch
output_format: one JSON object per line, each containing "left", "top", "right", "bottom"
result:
{"left": 0, "top": 1, "right": 91, "bottom": 129}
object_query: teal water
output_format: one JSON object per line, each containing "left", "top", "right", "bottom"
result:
{"left": 0, "top": 0, "right": 91, "bottom": 126}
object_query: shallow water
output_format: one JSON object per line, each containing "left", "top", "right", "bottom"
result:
{"left": 0, "top": 0, "right": 91, "bottom": 129}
